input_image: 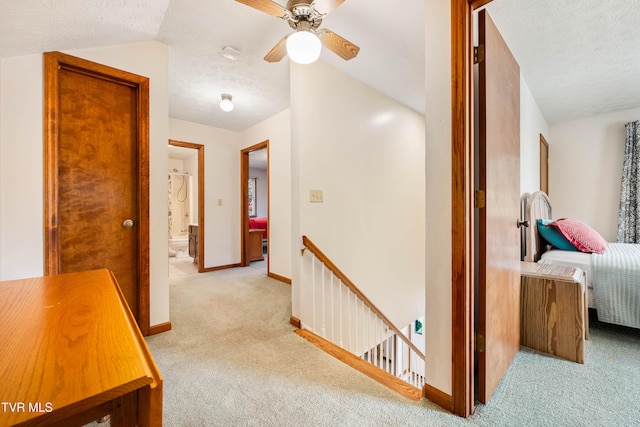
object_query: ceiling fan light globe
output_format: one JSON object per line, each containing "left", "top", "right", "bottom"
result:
{"left": 286, "top": 30, "right": 321, "bottom": 64}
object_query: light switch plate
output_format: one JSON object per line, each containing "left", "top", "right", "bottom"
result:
{"left": 309, "top": 189, "right": 324, "bottom": 203}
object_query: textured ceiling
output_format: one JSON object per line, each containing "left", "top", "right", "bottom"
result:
{"left": 0, "top": 0, "right": 424, "bottom": 132}
{"left": 0, "top": 0, "right": 171, "bottom": 55}
{"left": 487, "top": 0, "right": 640, "bottom": 124}
{"left": 0, "top": 0, "right": 637, "bottom": 130}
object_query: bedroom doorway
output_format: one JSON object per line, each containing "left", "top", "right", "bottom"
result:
{"left": 168, "top": 140, "right": 205, "bottom": 275}
{"left": 240, "top": 141, "right": 269, "bottom": 272}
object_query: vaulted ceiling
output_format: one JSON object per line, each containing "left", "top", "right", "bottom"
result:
{"left": 1, "top": 0, "right": 637, "bottom": 131}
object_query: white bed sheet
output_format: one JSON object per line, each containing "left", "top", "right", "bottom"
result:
{"left": 539, "top": 249, "right": 595, "bottom": 308}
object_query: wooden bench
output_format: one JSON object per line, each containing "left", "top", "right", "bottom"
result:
{"left": 520, "top": 262, "right": 588, "bottom": 363}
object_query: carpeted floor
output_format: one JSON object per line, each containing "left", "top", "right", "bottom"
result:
{"left": 91, "top": 260, "right": 640, "bottom": 426}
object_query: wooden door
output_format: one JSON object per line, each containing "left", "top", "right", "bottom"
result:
{"left": 477, "top": 10, "right": 521, "bottom": 404}
{"left": 540, "top": 134, "right": 549, "bottom": 195}
{"left": 44, "top": 52, "right": 150, "bottom": 334}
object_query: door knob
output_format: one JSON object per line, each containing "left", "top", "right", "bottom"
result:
{"left": 517, "top": 219, "right": 529, "bottom": 228}
{"left": 122, "top": 219, "right": 134, "bottom": 229}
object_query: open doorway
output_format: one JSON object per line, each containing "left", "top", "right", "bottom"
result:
{"left": 241, "top": 141, "right": 269, "bottom": 273}
{"left": 168, "top": 140, "right": 204, "bottom": 276}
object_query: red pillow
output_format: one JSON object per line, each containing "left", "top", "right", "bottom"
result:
{"left": 549, "top": 218, "right": 608, "bottom": 254}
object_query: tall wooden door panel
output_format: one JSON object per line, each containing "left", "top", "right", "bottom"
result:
{"left": 477, "top": 10, "right": 521, "bottom": 404}
{"left": 44, "top": 52, "right": 150, "bottom": 334}
{"left": 540, "top": 134, "right": 549, "bottom": 195}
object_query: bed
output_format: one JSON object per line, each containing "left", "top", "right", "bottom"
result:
{"left": 524, "top": 191, "right": 640, "bottom": 329}
{"left": 249, "top": 217, "right": 268, "bottom": 239}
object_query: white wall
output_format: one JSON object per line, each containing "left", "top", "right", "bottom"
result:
{"left": 290, "top": 59, "right": 425, "bottom": 335}
{"left": 242, "top": 108, "right": 292, "bottom": 281}
{"left": 520, "top": 75, "right": 549, "bottom": 195}
{"left": 0, "top": 59, "right": 2, "bottom": 276}
{"left": 0, "top": 41, "right": 171, "bottom": 327}
{"left": 549, "top": 108, "right": 639, "bottom": 242}
{"left": 424, "top": 0, "right": 453, "bottom": 396}
{"left": 169, "top": 118, "right": 242, "bottom": 267}
{"left": 0, "top": 54, "right": 44, "bottom": 280}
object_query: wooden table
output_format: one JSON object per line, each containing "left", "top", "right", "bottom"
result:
{"left": 0, "top": 269, "right": 162, "bottom": 426}
{"left": 520, "top": 262, "right": 588, "bottom": 363}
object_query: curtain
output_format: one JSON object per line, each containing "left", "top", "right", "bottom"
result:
{"left": 617, "top": 120, "right": 640, "bottom": 243}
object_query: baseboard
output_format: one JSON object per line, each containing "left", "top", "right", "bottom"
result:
{"left": 148, "top": 321, "right": 172, "bottom": 335}
{"left": 268, "top": 272, "right": 292, "bottom": 284}
{"left": 201, "top": 263, "right": 242, "bottom": 272}
{"left": 422, "top": 383, "right": 454, "bottom": 413}
{"left": 290, "top": 316, "right": 301, "bottom": 328}
{"left": 295, "top": 328, "right": 423, "bottom": 401}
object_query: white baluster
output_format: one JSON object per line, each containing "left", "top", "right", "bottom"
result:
{"left": 381, "top": 332, "right": 386, "bottom": 372}
{"left": 376, "top": 318, "right": 380, "bottom": 368}
{"left": 347, "top": 285, "right": 351, "bottom": 352}
{"left": 370, "top": 307, "right": 375, "bottom": 366}
{"left": 384, "top": 333, "right": 389, "bottom": 373}
{"left": 330, "top": 271, "right": 334, "bottom": 342}
{"left": 361, "top": 301, "right": 367, "bottom": 362}
{"left": 403, "top": 341, "right": 408, "bottom": 380}
{"left": 321, "top": 263, "right": 326, "bottom": 338}
{"left": 338, "top": 278, "right": 343, "bottom": 348}
{"left": 353, "top": 291, "right": 358, "bottom": 355}
{"left": 412, "top": 351, "right": 417, "bottom": 386}
{"left": 378, "top": 319, "right": 382, "bottom": 369}
{"left": 408, "top": 339, "right": 413, "bottom": 383}
{"left": 311, "top": 255, "right": 316, "bottom": 333}
{"left": 388, "top": 334, "right": 392, "bottom": 374}
{"left": 393, "top": 335, "right": 398, "bottom": 377}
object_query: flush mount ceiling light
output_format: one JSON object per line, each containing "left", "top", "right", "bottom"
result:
{"left": 220, "top": 94, "right": 233, "bottom": 112}
{"left": 286, "top": 29, "right": 322, "bottom": 64}
{"left": 220, "top": 46, "right": 241, "bottom": 61}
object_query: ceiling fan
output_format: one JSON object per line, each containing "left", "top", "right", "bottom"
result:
{"left": 236, "top": 0, "right": 360, "bottom": 64}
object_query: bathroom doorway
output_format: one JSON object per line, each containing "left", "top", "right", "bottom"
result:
{"left": 168, "top": 140, "right": 204, "bottom": 276}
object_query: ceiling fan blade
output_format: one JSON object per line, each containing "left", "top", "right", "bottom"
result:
{"left": 312, "top": 0, "right": 346, "bottom": 15}
{"left": 235, "top": 0, "right": 289, "bottom": 18}
{"left": 264, "top": 36, "right": 288, "bottom": 62}
{"left": 318, "top": 29, "right": 360, "bottom": 60}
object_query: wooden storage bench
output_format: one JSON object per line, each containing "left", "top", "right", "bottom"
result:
{"left": 520, "top": 262, "right": 588, "bottom": 364}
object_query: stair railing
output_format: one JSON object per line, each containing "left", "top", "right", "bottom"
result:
{"left": 300, "top": 236, "right": 425, "bottom": 390}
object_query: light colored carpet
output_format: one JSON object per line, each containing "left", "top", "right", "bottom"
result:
{"left": 92, "top": 262, "right": 640, "bottom": 426}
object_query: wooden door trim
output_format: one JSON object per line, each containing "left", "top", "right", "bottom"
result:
{"left": 469, "top": 0, "right": 493, "bottom": 9}
{"left": 43, "top": 51, "right": 151, "bottom": 335}
{"left": 240, "top": 141, "right": 269, "bottom": 268}
{"left": 449, "top": 0, "right": 475, "bottom": 418}
{"left": 169, "top": 140, "right": 205, "bottom": 273}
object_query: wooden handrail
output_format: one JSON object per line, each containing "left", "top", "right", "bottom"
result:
{"left": 301, "top": 236, "right": 425, "bottom": 360}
